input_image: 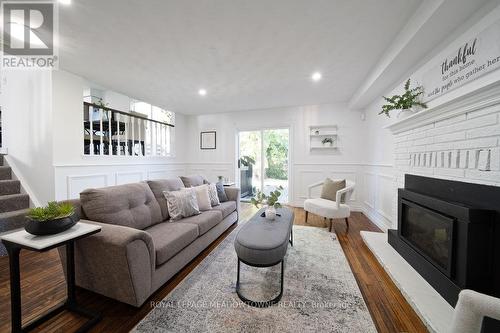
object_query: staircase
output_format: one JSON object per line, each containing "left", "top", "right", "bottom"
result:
{"left": 0, "top": 155, "right": 30, "bottom": 256}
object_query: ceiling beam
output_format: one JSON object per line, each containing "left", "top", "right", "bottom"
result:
{"left": 348, "top": 0, "right": 491, "bottom": 110}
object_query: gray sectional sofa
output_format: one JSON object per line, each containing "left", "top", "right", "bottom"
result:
{"left": 59, "top": 175, "right": 240, "bottom": 307}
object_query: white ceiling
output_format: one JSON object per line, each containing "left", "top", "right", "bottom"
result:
{"left": 59, "top": 0, "right": 424, "bottom": 114}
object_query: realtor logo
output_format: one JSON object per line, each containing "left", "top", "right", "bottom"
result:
{"left": 1, "top": 1, "right": 58, "bottom": 69}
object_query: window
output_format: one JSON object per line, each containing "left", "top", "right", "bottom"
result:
{"left": 83, "top": 98, "right": 175, "bottom": 157}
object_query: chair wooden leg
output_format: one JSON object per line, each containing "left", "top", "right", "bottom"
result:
{"left": 305, "top": 211, "right": 309, "bottom": 224}
{"left": 329, "top": 218, "right": 333, "bottom": 232}
{"left": 345, "top": 217, "right": 349, "bottom": 230}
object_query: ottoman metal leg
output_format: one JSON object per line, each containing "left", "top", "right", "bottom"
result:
{"left": 236, "top": 258, "right": 284, "bottom": 308}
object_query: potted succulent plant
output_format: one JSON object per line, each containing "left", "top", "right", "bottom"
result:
{"left": 25, "top": 201, "right": 79, "bottom": 236}
{"left": 379, "top": 78, "right": 428, "bottom": 118}
{"left": 250, "top": 186, "right": 284, "bottom": 220}
{"left": 322, "top": 137, "right": 334, "bottom": 147}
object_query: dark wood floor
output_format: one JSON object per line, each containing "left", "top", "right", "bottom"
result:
{"left": 0, "top": 204, "right": 427, "bottom": 333}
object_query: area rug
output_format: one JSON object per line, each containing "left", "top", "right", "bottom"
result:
{"left": 133, "top": 225, "right": 376, "bottom": 333}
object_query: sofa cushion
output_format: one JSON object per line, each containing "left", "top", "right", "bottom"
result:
{"left": 146, "top": 178, "right": 185, "bottom": 220}
{"left": 81, "top": 183, "right": 162, "bottom": 230}
{"left": 180, "top": 175, "right": 207, "bottom": 188}
{"left": 178, "top": 210, "right": 223, "bottom": 235}
{"left": 146, "top": 222, "right": 199, "bottom": 266}
{"left": 211, "top": 201, "right": 236, "bottom": 219}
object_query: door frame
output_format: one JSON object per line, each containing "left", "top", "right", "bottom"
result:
{"left": 235, "top": 125, "right": 292, "bottom": 204}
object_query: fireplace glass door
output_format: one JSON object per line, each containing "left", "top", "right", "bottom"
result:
{"left": 400, "top": 199, "right": 455, "bottom": 276}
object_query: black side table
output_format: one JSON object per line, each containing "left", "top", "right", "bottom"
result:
{"left": 0, "top": 222, "right": 102, "bottom": 333}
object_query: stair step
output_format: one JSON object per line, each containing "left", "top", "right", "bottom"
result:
{"left": 0, "top": 179, "right": 21, "bottom": 195}
{"left": 0, "top": 194, "right": 29, "bottom": 213}
{"left": 0, "top": 208, "right": 29, "bottom": 233}
{"left": 0, "top": 155, "right": 4, "bottom": 166}
{"left": 0, "top": 166, "right": 12, "bottom": 181}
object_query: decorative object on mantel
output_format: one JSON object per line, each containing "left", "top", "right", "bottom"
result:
{"left": 321, "top": 137, "right": 334, "bottom": 147}
{"left": 25, "top": 201, "right": 79, "bottom": 236}
{"left": 200, "top": 131, "right": 216, "bottom": 149}
{"left": 250, "top": 186, "right": 284, "bottom": 220}
{"left": 309, "top": 125, "right": 338, "bottom": 150}
{"left": 379, "top": 79, "right": 427, "bottom": 118}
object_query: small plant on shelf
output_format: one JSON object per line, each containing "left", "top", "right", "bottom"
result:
{"left": 322, "top": 137, "right": 334, "bottom": 146}
{"left": 379, "top": 78, "right": 428, "bottom": 117}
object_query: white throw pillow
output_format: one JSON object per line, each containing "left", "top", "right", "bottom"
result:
{"left": 193, "top": 184, "right": 212, "bottom": 211}
{"left": 207, "top": 183, "right": 220, "bottom": 206}
{"left": 163, "top": 188, "right": 200, "bottom": 220}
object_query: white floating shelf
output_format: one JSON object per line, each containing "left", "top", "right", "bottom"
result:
{"left": 309, "top": 124, "right": 338, "bottom": 151}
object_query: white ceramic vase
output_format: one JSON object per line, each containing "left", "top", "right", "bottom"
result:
{"left": 397, "top": 107, "right": 418, "bottom": 119}
{"left": 265, "top": 206, "right": 277, "bottom": 220}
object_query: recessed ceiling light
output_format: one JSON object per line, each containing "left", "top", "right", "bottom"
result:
{"left": 311, "top": 72, "right": 322, "bottom": 82}
{"left": 198, "top": 89, "right": 207, "bottom": 96}
{"left": 59, "top": 0, "right": 72, "bottom": 5}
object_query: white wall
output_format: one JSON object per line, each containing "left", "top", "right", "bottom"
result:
{"left": 362, "top": 2, "right": 500, "bottom": 230}
{"left": 184, "top": 103, "right": 371, "bottom": 211}
{"left": 0, "top": 70, "right": 54, "bottom": 205}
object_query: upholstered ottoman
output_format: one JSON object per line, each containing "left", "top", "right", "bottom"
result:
{"left": 234, "top": 207, "right": 294, "bottom": 307}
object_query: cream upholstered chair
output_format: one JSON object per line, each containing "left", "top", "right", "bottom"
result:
{"left": 304, "top": 180, "right": 355, "bottom": 232}
{"left": 449, "top": 289, "right": 500, "bottom": 333}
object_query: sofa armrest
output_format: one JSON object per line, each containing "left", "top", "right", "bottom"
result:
{"left": 58, "top": 220, "right": 155, "bottom": 307}
{"left": 224, "top": 186, "right": 241, "bottom": 214}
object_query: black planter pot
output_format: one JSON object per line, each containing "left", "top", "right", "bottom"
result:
{"left": 25, "top": 214, "right": 79, "bottom": 236}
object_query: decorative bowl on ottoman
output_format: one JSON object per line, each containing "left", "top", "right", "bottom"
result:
{"left": 25, "top": 202, "right": 79, "bottom": 236}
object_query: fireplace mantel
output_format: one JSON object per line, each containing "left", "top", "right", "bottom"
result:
{"left": 385, "top": 80, "right": 500, "bottom": 134}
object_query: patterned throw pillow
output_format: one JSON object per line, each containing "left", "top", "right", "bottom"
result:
{"left": 163, "top": 188, "right": 200, "bottom": 220}
{"left": 320, "top": 178, "right": 346, "bottom": 203}
{"left": 193, "top": 185, "right": 212, "bottom": 211}
{"left": 207, "top": 183, "right": 220, "bottom": 206}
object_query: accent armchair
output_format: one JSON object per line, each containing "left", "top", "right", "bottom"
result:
{"left": 449, "top": 289, "right": 500, "bottom": 333}
{"left": 304, "top": 180, "right": 355, "bottom": 232}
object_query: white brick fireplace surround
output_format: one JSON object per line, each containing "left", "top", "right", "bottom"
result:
{"left": 386, "top": 80, "right": 500, "bottom": 229}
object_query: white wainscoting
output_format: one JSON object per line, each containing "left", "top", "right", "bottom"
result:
{"left": 360, "top": 167, "right": 396, "bottom": 231}
{"left": 54, "top": 163, "right": 188, "bottom": 200}
{"left": 54, "top": 160, "right": 396, "bottom": 231}
{"left": 185, "top": 162, "right": 234, "bottom": 183}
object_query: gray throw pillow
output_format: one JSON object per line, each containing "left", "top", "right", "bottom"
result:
{"left": 320, "top": 178, "right": 346, "bottom": 203}
{"left": 215, "top": 182, "right": 228, "bottom": 202}
{"left": 163, "top": 188, "right": 200, "bottom": 220}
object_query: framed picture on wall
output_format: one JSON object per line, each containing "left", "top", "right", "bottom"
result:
{"left": 200, "top": 131, "right": 216, "bottom": 149}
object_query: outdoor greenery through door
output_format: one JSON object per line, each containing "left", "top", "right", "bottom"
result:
{"left": 238, "top": 128, "right": 289, "bottom": 203}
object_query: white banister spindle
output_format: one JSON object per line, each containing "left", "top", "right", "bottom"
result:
{"left": 99, "top": 108, "right": 103, "bottom": 155}
{"left": 116, "top": 113, "right": 120, "bottom": 156}
{"left": 140, "top": 118, "right": 143, "bottom": 156}
{"left": 131, "top": 116, "right": 135, "bottom": 156}
{"left": 152, "top": 121, "right": 156, "bottom": 156}
{"left": 108, "top": 110, "right": 112, "bottom": 156}
{"left": 124, "top": 116, "right": 129, "bottom": 156}
{"left": 89, "top": 105, "right": 94, "bottom": 155}
{"left": 166, "top": 126, "right": 171, "bottom": 155}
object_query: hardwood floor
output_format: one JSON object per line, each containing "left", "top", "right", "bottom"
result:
{"left": 0, "top": 204, "right": 427, "bottom": 333}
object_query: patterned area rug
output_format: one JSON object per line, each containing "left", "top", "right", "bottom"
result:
{"left": 133, "top": 225, "right": 376, "bottom": 333}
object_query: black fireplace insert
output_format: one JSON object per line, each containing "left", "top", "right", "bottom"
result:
{"left": 388, "top": 174, "right": 500, "bottom": 332}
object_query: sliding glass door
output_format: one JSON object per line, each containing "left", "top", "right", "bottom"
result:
{"left": 238, "top": 128, "right": 289, "bottom": 203}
